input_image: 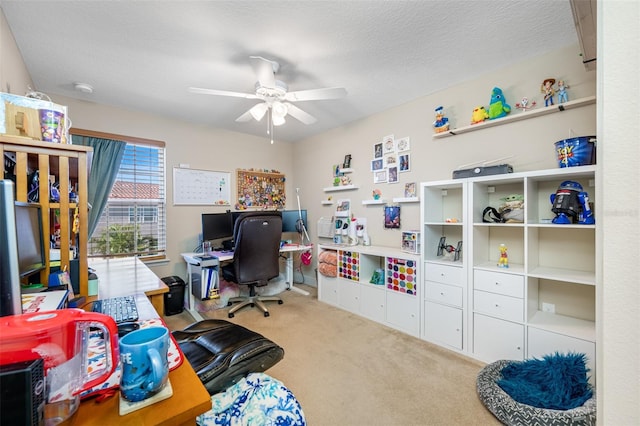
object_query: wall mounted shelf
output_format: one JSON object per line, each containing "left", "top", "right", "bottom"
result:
{"left": 432, "top": 96, "right": 596, "bottom": 139}
{"left": 362, "top": 199, "right": 386, "bottom": 205}
{"left": 321, "top": 200, "right": 334, "bottom": 205}
{"left": 323, "top": 184, "right": 359, "bottom": 192}
{"left": 393, "top": 197, "right": 420, "bottom": 203}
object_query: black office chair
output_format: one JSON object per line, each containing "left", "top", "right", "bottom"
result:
{"left": 222, "top": 211, "right": 284, "bottom": 318}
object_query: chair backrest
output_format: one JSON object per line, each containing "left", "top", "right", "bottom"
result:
{"left": 231, "top": 211, "right": 282, "bottom": 285}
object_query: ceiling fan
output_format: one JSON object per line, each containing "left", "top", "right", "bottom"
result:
{"left": 189, "top": 56, "right": 347, "bottom": 128}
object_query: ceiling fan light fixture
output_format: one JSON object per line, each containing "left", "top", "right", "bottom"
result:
{"left": 272, "top": 114, "right": 286, "bottom": 126}
{"left": 250, "top": 103, "right": 268, "bottom": 121}
{"left": 272, "top": 101, "right": 288, "bottom": 118}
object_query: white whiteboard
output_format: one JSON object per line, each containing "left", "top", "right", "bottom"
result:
{"left": 173, "top": 167, "right": 231, "bottom": 205}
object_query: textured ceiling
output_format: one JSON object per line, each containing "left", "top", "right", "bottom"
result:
{"left": 1, "top": 1, "right": 579, "bottom": 143}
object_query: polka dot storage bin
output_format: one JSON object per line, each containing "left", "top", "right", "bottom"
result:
{"left": 338, "top": 250, "right": 360, "bottom": 281}
{"left": 386, "top": 257, "right": 417, "bottom": 295}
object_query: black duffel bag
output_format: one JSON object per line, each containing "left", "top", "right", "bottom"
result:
{"left": 172, "top": 319, "right": 284, "bottom": 395}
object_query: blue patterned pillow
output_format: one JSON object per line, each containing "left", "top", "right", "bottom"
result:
{"left": 497, "top": 352, "right": 592, "bottom": 410}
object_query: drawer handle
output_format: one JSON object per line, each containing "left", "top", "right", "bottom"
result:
{"left": 495, "top": 282, "right": 500, "bottom": 286}
{"left": 495, "top": 304, "right": 500, "bottom": 308}
{"left": 440, "top": 292, "right": 445, "bottom": 296}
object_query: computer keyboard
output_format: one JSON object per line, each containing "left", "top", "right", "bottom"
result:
{"left": 92, "top": 295, "right": 139, "bottom": 323}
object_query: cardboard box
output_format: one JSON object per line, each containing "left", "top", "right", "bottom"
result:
{"left": 0, "top": 93, "right": 68, "bottom": 143}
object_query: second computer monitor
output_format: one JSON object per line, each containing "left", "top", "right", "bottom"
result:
{"left": 281, "top": 210, "right": 307, "bottom": 233}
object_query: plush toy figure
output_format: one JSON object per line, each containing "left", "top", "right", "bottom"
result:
{"left": 433, "top": 106, "right": 450, "bottom": 133}
{"left": 488, "top": 87, "right": 511, "bottom": 119}
{"left": 471, "top": 106, "right": 489, "bottom": 124}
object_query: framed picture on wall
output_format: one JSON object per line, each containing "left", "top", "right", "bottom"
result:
{"left": 404, "top": 182, "right": 417, "bottom": 198}
{"left": 384, "top": 153, "right": 397, "bottom": 167}
{"left": 384, "top": 205, "right": 400, "bottom": 229}
{"left": 388, "top": 166, "right": 399, "bottom": 183}
{"left": 399, "top": 153, "right": 410, "bottom": 172}
{"left": 374, "top": 142, "right": 383, "bottom": 159}
{"left": 382, "top": 135, "right": 395, "bottom": 154}
{"left": 374, "top": 169, "right": 388, "bottom": 183}
{"left": 396, "top": 137, "right": 410, "bottom": 152}
{"left": 371, "top": 158, "right": 384, "bottom": 171}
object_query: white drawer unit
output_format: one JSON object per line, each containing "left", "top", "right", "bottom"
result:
{"left": 425, "top": 281, "right": 463, "bottom": 308}
{"left": 424, "top": 301, "right": 463, "bottom": 350}
{"left": 360, "top": 284, "right": 385, "bottom": 323}
{"left": 386, "top": 291, "right": 420, "bottom": 336}
{"left": 528, "top": 327, "right": 596, "bottom": 379}
{"left": 473, "top": 290, "right": 524, "bottom": 323}
{"left": 473, "top": 313, "right": 524, "bottom": 362}
{"left": 318, "top": 275, "right": 338, "bottom": 306}
{"left": 474, "top": 270, "right": 524, "bottom": 298}
{"left": 424, "top": 263, "right": 464, "bottom": 287}
{"left": 338, "top": 280, "right": 361, "bottom": 313}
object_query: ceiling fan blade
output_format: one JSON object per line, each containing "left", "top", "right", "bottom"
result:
{"left": 284, "top": 87, "right": 347, "bottom": 102}
{"left": 189, "top": 87, "right": 258, "bottom": 99}
{"left": 284, "top": 103, "right": 317, "bottom": 125}
{"left": 249, "top": 56, "right": 277, "bottom": 88}
{"left": 236, "top": 103, "right": 268, "bottom": 122}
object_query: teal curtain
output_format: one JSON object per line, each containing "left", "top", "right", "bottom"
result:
{"left": 72, "top": 135, "right": 126, "bottom": 238}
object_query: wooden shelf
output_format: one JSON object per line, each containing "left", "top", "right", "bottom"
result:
{"left": 321, "top": 200, "right": 334, "bottom": 205}
{"left": 323, "top": 184, "right": 359, "bottom": 192}
{"left": 433, "top": 96, "right": 596, "bottom": 139}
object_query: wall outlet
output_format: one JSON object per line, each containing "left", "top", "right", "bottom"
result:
{"left": 542, "top": 302, "right": 556, "bottom": 314}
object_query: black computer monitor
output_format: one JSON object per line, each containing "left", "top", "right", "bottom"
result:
{"left": 201, "top": 212, "right": 233, "bottom": 242}
{"left": 15, "top": 202, "right": 46, "bottom": 278}
{"left": 0, "top": 180, "right": 22, "bottom": 316}
{"left": 282, "top": 209, "right": 307, "bottom": 233}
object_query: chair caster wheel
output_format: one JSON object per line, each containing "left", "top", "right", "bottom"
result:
{"left": 278, "top": 300, "right": 284, "bottom": 304}
{"left": 227, "top": 302, "right": 232, "bottom": 307}
{"left": 264, "top": 312, "right": 270, "bottom": 317}
{"left": 228, "top": 313, "right": 234, "bottom": 318}
{"left": 250, "top": 303, "right": 255, "bottom": 307}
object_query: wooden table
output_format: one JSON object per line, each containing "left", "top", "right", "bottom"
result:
{"left": 65, "top": 292, "right": 211, "bottom": 425}
{"left": 90, "top": 257, "right": 169, "bottom": 314}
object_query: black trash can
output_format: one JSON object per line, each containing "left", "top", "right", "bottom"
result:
{"left": 161, "top": 275, "right": 186, "bottom": 316}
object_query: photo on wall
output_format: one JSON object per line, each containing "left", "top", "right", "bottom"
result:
{"left": 388, "top": 166, "right": 399, "bottom": 183}
{"left": 374, "top": 142, "right": 383, "bottom": 159}
{"left": 374, "top": 169, "right": 388, "bottom": 183}
{"left": 371, "top": 158, "right": 384, "bottom": 171}
{"left": 382, "top": 135, "right": 395, "bottom": 154}
{"left": 399, "top": 153, "right": 410, "bottom": 172}
{"left": 384, "top": 205, "right": 400, "bottom": 229}
{"left": 404, "top": 182, "right": 417, "bottom": 198}
{"left": 396, "top": 137, "right": 410, "bottom": 152}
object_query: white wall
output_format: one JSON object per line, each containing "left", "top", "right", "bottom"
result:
{"left": 294, "top": 44, "right": 596, "bottom": 250}
{"left": 597, "top": 1, "right": 640, "bottom": 423}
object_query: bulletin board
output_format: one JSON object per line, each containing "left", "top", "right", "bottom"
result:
{"left": 172, "top": 167, "right": 231, "bottom": 206}
{"left": 236, "top": 169, "right": 286, "bottom": 209}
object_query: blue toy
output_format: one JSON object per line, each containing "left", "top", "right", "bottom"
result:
{"left": 550, "top": 180, "right": 595, "bottom": 224}
{"left": 488, "top": 87, "right": 511, "bottom": 119}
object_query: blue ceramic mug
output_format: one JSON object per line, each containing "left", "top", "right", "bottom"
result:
{"left": 119, "top": 326, "right": 169, "bottom": 402}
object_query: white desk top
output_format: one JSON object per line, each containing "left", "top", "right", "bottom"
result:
{"left": 90, "top": 257, "right": 169, "bottom": 299}
{"left": 182, "top": 243, "right": 313, "bottom": 265}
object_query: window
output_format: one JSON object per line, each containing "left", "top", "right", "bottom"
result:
{"left": 72, "top": 130, "right": 166, "bottom": 259}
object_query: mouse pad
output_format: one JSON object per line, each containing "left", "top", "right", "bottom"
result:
{"left": 78, "top": 318, "right": 183, "bottom": 401}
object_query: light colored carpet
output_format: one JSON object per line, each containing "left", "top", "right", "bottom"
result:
{"left": 164, "top": 284, "right": 500, "bottom": 425}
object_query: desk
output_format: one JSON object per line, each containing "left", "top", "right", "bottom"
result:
{"left": 66, "top": 293, "right": 211, "bottom": 426}
{"left": 182, "top": 244, "right": 312, "bottom": 321}
{"left": 90, "top": 257, "right": 169, "bottom": 315}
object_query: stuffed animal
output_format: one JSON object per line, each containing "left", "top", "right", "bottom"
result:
{"left": 471, "top": 106, "right": 489, "bottom": 124}
{"left": 433, "top": 106, "right": 450, "bottom": 133}
{"left": 488, "top": 87, "right": 511, "bottom": 119}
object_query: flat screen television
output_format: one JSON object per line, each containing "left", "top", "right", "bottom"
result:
{"left": 201, "top": 212, "right": 233, "bottom": 242}
{"left": 282, "top": 209, "right": 307, "bottom": 233}
{"left": 0, "top": 180, "right": 22, "bottom": 316}
{"left": 15, "top": 202, "right": 46, "bottom": 278}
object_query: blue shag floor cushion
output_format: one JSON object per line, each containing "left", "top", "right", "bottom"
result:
{"left": 477, "top": 357, "right": 596, "bottom": 426}
{"left": 497, "top": 352, "right": 592, "bottom": 410}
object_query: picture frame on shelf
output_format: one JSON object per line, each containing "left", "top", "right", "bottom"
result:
{"left": 374, "top": 169, "right": 388, "bottom": 184}
{"left": 374, "top": 142, "right": 383, "bottom": 159}
{"left": 404, "top": 182, "right": 417, "bottom": 198}
{"left": 388, "top": 166, "right": 399, "bottom": 183}
{"left": 382, "top": 135, "right": 395, "bottom": 154}
{"left": 343, "top": 154, "right": 352, "bottom": 169}
{"left": 399, "top": 153, "right": 410, "bottom": 172}
{"left": 371, "top": 158, "right": 384, "bottom": 171}
{"left": 396, "top": 136, "right": 410, "bottom": 152}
